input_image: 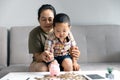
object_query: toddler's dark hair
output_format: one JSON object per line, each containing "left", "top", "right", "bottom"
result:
{"left": 53, "top": 13, "right": 71, "bottom": 27}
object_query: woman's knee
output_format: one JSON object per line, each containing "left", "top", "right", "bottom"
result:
{"left": 29, "top": 62, "right": 48, "bottom": 72}
{"left": 29, "top": 62, "right": 36, "bottom": 72}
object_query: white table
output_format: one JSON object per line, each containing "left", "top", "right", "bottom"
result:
{"left": 1, "top": 70, "right": 120, "bottom": 80}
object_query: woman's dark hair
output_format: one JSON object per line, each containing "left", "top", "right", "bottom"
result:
{"left": 53, "top": 13, "right": 71, "bottom": 27}
{"left": 38, "top": 4, "right": 56, "bottom": 20}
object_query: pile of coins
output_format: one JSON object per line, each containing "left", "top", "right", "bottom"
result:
{"left": 35, "top": 72, "right": 88, "bottom": 80}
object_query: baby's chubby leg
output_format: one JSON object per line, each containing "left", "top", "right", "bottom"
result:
{"left": 62, "top": 58, "right": 73, "bottom": 71}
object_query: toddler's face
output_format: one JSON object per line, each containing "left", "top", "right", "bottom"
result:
{"left": 54, "top": 23, "right": 70, "bottom": 39}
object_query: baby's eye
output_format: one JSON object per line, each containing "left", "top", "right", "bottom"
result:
{"left": 57, "top": 31, "right": 60, "bottom": 32}
{"left": 63, "top": 30, "right": 66, "bottom": 32}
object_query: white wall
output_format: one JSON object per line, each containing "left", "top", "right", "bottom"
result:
{"left": 0, "top": 0, "right": 120, "bottom": 28}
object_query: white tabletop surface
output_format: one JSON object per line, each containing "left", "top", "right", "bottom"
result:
{"left": 0, "top": 70, "right": 120, "bottom": 80}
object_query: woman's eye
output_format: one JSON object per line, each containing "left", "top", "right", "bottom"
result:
{"left": 49, "top": 19, "right": 52, "bottom": 22}
{"left": 41, "top": 19, "right": 46, "bottom": 21}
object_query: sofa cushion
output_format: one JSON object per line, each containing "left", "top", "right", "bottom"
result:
{"left": 71, "top": 25, "right": 120, "bottom": 63}
{"left": 9, "top": 26, "right": 34, "bottom": 65}
{"left": 0, "top": 27, "right": 7, "bottom": 70}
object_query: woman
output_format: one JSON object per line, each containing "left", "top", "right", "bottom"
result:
{"left": 29, "top": 4, "right": 80, "bottom": 72}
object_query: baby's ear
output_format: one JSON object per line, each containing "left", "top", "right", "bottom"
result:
{"left": 69, "top": 24, "right": 71, "bottom": 27}
{"left": 69, "top": 25, "right": 71, "bottom": 29}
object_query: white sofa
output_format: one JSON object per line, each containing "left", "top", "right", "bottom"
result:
{"left": 0, "top": 25, "right": 120, "bottom": 78}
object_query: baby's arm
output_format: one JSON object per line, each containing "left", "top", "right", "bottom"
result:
{"left": 44, "top": 39, "right": 54, "bottom": 62}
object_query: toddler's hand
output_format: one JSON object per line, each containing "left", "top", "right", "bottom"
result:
{"left": 44, "top": 51, "right": 54, "bottom": 62}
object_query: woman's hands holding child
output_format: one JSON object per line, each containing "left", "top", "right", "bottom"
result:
{"left": 70, "top": 46, "right": 80, "bottom": 71}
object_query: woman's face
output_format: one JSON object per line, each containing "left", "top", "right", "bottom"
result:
{"left": 38, "top": 9, "right": 54, "bottom": 33}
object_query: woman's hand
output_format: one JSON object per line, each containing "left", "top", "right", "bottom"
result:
{"left": 73, "top": 62, "right": 80, "bottom": 71}
{"left": 70, "top": 46, "right": 80, "bottom": 59}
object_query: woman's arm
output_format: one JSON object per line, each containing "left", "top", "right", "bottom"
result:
{"left": 69, "top": 32, "right": 80, "bottom": 58}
